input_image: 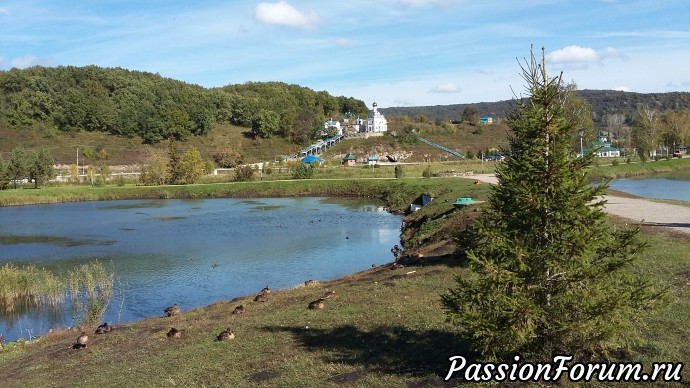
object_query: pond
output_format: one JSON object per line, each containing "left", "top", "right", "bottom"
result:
{"left": 0, "top": 197, "right": 402, "bottom": 342}
{"left": 608, "top": 171, "right": 690, "bottom": 202}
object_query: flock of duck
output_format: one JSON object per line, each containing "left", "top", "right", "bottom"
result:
{"left": 71, "top": 322, "right": 111, "bottom": 349}
{"left": 70, "top": 282, "right": 338, "bottom": 349}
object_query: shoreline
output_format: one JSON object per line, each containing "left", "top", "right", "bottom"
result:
{"left": 465, "top": 173, "right": 690, "bottom": 236}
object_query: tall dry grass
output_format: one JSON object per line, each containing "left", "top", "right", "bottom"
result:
{"left": 67, "top": 261, "right": 114, "bottom": 325}
{"left": 0, "top": 261, "right": 113, "bottom": 325}
{"left": 0, "top": 264, "right": 63, "bottom": 314}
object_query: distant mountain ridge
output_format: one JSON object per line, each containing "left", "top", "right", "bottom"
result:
{"left": 380, "top": 90, "right": 690, "bottom": 124}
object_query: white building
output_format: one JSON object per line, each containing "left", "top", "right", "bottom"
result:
{"left": 365, "top": 102, "right": 388, "bottom": 133}
{"left": 323, "top": 118, "right": 342, "bottom": 136}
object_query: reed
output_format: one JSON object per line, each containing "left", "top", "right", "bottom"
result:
{"left": 0, "top": 261, "right": 113, "bottom": 325}
{"left": 67, "top": 261, "right": 114, "bottom": 326}
{"left": 0, "top": 264, "right": 64, "bottom": 314}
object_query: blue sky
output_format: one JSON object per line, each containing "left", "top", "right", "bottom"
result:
{"left": 1, "top": 0, "right": 689, "bottom": 108}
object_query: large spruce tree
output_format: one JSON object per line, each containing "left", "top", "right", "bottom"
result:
{"left": 441, "top": 49, "right": 665, "bottom": 361}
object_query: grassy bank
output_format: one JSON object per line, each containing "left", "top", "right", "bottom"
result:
{"left": 0, "top": 162, "right": 490, "bottom": 208}
{"left": 589, "top": 156, "right": 690, "bottom": 180}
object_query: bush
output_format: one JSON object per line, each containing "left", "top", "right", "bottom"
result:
{"left": 611, "top": 159, "right": 619, "bottom": 166}
{"left": 292, "top": 163, "right": 314, "bottom": 179}
{"left": 422, "top": 165, "right": 432, "bottom": 178}
{"left": 234, "top": 165, "right": 255, "bottom": 182}
{"left": 394, "top": 165, "right": 405, "bottom": 179}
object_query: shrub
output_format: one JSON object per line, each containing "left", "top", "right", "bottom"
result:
{"left": 422, "top": 165, "right": 432, "bottom": 178}
{"left": 394, "top": 165, "right": 405, "bottom": 179}
{"left": 292, "top": 163, "right": 314, "bottom": 179}
{"left": 234, "top": 165, "right": 255, "bottom": 182}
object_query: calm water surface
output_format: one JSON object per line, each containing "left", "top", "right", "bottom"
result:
{"left": 0, "top": 197, "right": 402, "bottom": 342}
{"left": 608, "top": 171, "right": 690, "bottom": 202}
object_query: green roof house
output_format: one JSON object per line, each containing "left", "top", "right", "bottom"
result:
{"left": 584, "top": 139, "right": 620, "bottom": 158}
{"left": 342, "top": 153, "right": 357, "bottom": 166}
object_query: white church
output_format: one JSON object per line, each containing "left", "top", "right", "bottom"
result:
{"left": 354, "top": 102, "right": 388, "bottom": 133}
{"left": 325, "top": 101, "right": 388, "bottom": 136}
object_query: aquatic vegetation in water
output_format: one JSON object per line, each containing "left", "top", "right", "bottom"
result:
{"left": 154, "top": 216, "right": 186, "bottom": 221}
{"left": 0, "top": 235, "right": 115, "bottom": 247}
{"left": 250, "top": 205, "right": 285, "bottom": 211}
{"left": 0, "top": 261, "right": 113, "bottom": 326}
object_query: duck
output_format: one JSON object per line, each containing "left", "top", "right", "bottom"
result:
{"left": 95, "top": 322, "right": 112, "bottom": 334}
{"left": 74, "top": 332, "right": 88, "bottom": 349}
{"left": 166, "top": 327, "right": 184, "bottom": 339}
{"left": 308, "top": 298, "right": 326, "bottom": 310}
{"left": 164, "top": 304, "right": 180, "bottom": 317}
{"left": 390, "top": 262, "right": 405, "bottom": 270}
{"left": 231, "top": 305, "right": 246, "bottom": 315}
{"left": 254, "top": 294, "right": 268, "bottom": 302}
{"left": 260, "top": 285, "right": 271, "bottom": 295}
{"left": 216, "top": 328, "right": 235, "bottom": 341}
{"left": 322, "top": 290, "right": 336, "bottom": 300}
{"left": 304, "top": 280, "right": 315, "bottom": 287}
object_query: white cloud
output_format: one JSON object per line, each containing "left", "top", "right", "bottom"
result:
{"left": 545, "top": 45, "right": 622, "bottom": 66}
{"left": 612, "top": 86, "right": 631, "bottom": 92}
{"left": 253, "top": 1, "right": 320, "bottom": 29}
{"left": 429, "top": 82, "right": 460, "bottom": 93}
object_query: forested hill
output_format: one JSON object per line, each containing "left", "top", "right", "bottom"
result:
{"left": 380, "top": 90, "right": 690, "bottom": 124}
{"left": 0, "top": 66, "right": 368, "bottom": 144}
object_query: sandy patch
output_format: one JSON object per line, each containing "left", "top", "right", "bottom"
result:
{"left": 462, "top": 174, "right": 690, "bottom": 235}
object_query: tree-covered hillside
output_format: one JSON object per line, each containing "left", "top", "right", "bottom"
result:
{"left": 0, "top": 66, "right": 368, "bottom": 144}
{"left": 381, "top": 90, "right": 690, "bottom": 126}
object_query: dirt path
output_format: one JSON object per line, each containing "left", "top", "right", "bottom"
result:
{"left": 465, "top": 174, "right": 690, "bottom": 235}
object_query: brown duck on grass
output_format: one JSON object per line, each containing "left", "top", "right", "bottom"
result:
{"left": 254, "top": 294, "right": 268, "bottom": 302}
{"left": 231, "top": 305, "right": 246, "bottom": 315}
{"left": 322, "top": 290, "right": 336, "bottom": 300}
{"left": 167, "top": 327, "right": 184, "bottom": 339}
{"left": 216, "top": 328, "right": 235, "bottom": 341}
{"left": 260, "top": 285, "right": 271, "bottom": 295}
{"left": 164, "top": 304, "right": 180, "bottom": 317}
{"left": 390, "top": 262, "right": 405, "bottom": 270}
{"left": 308, "top": 298, "right": 326, "bottom": 310}
{"left": 72, "top": 332, "right": 89, "bottom": 349}
{"left": 95, "top": 322, "right": 113, "bottom": 334}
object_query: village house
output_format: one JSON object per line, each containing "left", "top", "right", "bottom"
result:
{"left": 479, "top": 116, "right": 493, "bottom": 125}
{"left": 323, "top": 118, "right": 342, "bottom": 136}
